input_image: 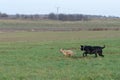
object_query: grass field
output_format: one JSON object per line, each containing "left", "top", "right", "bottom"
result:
{"left": 0, "top": 19, "right": 120, "bottom": 80}
{"left": 0, "top": 19, "right": 120, "bottom": 31}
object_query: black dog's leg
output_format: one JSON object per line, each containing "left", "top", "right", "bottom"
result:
{"left": 98, "top": 50, "right": 104, "bottom": 57}
{"left": 95, "top": 53, "right": 98, "bottom": 57}
{"left": 98, "top": 53, "right": 104, "bottom": 57}
{"left": 83, "top": 52, "right": 85, "bottom": 57}
{"left": 83, "top": 52, "right": 87, "bottom": 57}
{"left": 100, "top": 54, "right": 104, "bottom": 57}
{"left": 92, "top": 50, "right": 98, "bottom": 57}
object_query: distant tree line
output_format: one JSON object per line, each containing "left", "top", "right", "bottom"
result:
{"left": 48, "top": 13, "right": 89, "bottom": 21}
{"left": 0, "top": 12, "right": 48, "bottom": 20}
{"left": 0, "top": 12, "right": 119, "bottom": 21}
{"left": 0, "top": 12, "right": 8, "bottom": 18}
{"left": 48, "top": 13, "right": 120, "bottom": 21}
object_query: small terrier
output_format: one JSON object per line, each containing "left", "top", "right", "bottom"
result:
{"left": 60, "top": 48, "right": 74, "bottom": 57}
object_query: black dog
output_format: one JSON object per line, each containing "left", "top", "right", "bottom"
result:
{"left": 80, "top": 45, "right": 105, "bottom": 57}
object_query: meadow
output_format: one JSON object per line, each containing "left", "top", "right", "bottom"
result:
{"left": 0, "top": 19, "right": 120, "bottom": 80}
{"left": 0, "top": 18, "right": 120, "bottom": 31}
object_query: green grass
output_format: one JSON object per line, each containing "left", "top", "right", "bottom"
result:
{"left": 0, "top": 31, "right": 120, "bottom": 42}
{"left": 0, "top": 19, "right": 120, "bottom": 30}
{"left": 0, "top": 19, "right": 120, "bottom": 80}
{"left": 0, "top": 31, "right": 120, "bottom": 80}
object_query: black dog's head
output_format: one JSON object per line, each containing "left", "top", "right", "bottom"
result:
{"left": 80, "top": 45, "right": 84, "bottom": 51}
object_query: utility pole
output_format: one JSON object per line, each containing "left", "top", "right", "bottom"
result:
{"left": 56, "top": 7, "right": 59, "bottom": 20}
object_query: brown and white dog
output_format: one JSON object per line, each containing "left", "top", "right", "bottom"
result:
{"left": 60, "top": 48, "right": 74, "bottom": 57}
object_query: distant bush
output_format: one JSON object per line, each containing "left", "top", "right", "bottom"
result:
{"left": 48, "top": 13, "right": 89, "bottom": 21}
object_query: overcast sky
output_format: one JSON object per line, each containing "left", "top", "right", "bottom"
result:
{"left": 0, "top": 0, "right": 120, "bottom": 16}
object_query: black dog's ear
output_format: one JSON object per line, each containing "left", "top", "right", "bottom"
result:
{"left": 81, "top": 45, "right": 83, "bottom": 47}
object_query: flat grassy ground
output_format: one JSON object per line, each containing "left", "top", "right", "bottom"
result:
{"left": 0, "top": 19, "right": 120, "bottom": 80}
{"left": 0, "top": 19, "right": 120, "bottom": 31}
{"left": 0, "top": 31, "right": 120, "bottom": 80}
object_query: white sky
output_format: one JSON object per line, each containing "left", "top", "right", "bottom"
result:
{"left": 0, "top": 0, "right": 120, "bottom": 16}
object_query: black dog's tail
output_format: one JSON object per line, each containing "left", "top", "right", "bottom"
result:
{"left": 102, "top": 45, "right": 105, "bottom": 49}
